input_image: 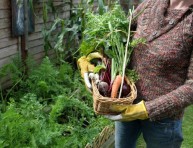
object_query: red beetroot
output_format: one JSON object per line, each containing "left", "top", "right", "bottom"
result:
{"left": 121, "top": 82, "right": 131, "bottom": 97}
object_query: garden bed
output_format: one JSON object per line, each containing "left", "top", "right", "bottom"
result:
{"left": 0, "top": 57, "right": 112, "bottom": 147}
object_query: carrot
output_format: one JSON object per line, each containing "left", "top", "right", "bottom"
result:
{"left": 111, "top": 75, "right": 122, "bottom": 99}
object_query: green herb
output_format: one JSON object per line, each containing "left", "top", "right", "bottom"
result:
{"left": 80, "top": 4, "right": 128, "bottom": 55}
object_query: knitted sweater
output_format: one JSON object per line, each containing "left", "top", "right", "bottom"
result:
{"left": 131, "top": 0, "right": 193, "bottom": 121}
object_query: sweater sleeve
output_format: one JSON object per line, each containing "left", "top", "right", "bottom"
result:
{"left": 145, "top": 50, "right": 193, "bottom": 121}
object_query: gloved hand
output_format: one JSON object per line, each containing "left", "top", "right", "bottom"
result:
{"left": 105, "top": 100, "right": 148, "bottom": 121}
{"left": 77, "top": 52, "right": 103, "bottom": 90}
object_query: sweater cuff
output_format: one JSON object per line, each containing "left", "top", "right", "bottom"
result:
{"left": 144, "top": 99, "right": 171, "bottom": 121}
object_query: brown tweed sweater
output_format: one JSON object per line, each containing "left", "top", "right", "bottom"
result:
{"left": 131, "top": 0, "right": 193, "bottom": 121}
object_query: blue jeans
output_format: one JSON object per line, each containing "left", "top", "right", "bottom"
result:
{"left": 115, "top": 118, "right": 183, "bottom": 148}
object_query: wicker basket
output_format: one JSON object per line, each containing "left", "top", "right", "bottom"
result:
{"left": 85, "top": 126, "right": 114, "bottom": 148}
{"left": 92, "top": 77, "right": 137, "bottom": 115}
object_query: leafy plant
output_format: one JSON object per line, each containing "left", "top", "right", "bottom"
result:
{"left": 80, "top": 4, "right": 129, "bottom": 54}
{"left": 41, "top": 0, "right": 90, "bottom": 65}
{"left": 0, "top": 94, "right": 64, "bottom": 147}
{"left": 25, "top": 57, "right": 60, "bottom": 99}
{"left": 41, "top": 0, "right": 113, "bottom": 65}
{"left": 0, "top": 56, "right": 112, "bottom": 147}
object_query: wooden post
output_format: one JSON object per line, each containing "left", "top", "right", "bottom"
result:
{"left": 21, "top": 0, "right": 28, "bottom": 74}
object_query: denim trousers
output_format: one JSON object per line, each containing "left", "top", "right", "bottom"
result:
{"left": 115, "top": 118, "right": 183, "bottom": 148}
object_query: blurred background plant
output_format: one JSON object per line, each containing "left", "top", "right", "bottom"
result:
{"left": 0, "top": 55, "right": 112, "bottom": 147}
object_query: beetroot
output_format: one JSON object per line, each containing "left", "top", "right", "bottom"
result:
{"left": 121, "top": 82, "right": 131, "bottom": 97}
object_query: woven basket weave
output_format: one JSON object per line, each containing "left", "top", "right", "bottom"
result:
{"left": 92, "top": 77, "right": 137, "bottom": 115}
{"left": 85, "top": 126, "right": 114, "bottom": 148}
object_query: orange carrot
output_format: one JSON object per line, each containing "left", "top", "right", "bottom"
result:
{"left": 111, "top": 75, "right": 122, "bottom": 99}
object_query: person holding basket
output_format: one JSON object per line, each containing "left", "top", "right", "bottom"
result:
{"left": 78, "top": 0, "right": 193, "bottom": 147}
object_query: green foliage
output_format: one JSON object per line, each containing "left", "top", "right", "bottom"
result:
{"left": 0, "top": 55, "right": 23, "bottom": 85}
{"left": 98, "top": 0, "right": 108, "bottom": 15}
{"left": 126, "top": 69, "right": 139, "bottom": 83}
{"left": 79, "top": 40, "right": 97, "bottom": 56}
{"left": 181, "top": 106, "right": 193, "bottom": 148}
{"left": 49, "top": 94, "right": 92, "bottom": 122}
{"left": 42, "top": 0, "right": 96, "bottom": 64}
{"left": 0, "top": 94, "right": 64, "bottom": 147}
{"left": 80, "top": 4, "right": 129, "bottom": 55}
{"left": 0, "top": 57, "right": 111, "bottom": 147}
{"left": 94, "top": 64, "right": 106, "bottom": 73}
{"left": 42, "top": 0, "right": 115, "bottom": 64}
{"left": 0, "top": 1, "right": 120, "bottom": 147}
{"left": 0, "top": 55, "right": 24, "bottom": 111}
{"left": 25, "top": 57, "right": 60, "bottom": 99}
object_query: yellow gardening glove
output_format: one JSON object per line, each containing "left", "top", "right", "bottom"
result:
{"left": 105, "top": 100, "right": 148, "bottom": 121}
{"left": 77, "top": 52, "right": 103, "bottom": 90}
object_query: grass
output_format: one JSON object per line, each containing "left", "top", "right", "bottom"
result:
{"left": 136, "top": 105, "right": 193, "bottom": 148}
{"left": 181, "top": 105, "right": 193, "bottom": 148}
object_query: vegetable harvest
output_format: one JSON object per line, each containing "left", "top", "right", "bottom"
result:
{"left": 111, "top": 75, "right": 122, "bottom": 98}
{"left": 79, "top": 4, "right": 145, "bottom": 99}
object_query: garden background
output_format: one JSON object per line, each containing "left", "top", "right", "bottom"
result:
{"left": 0, "top": 0, "right": 192, "bottom": 147}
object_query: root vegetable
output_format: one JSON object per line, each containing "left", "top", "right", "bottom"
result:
{"left": 121, "top": 83, "right": 131, "bottom": 97}
{"left": 95, "top": 79, "right": 101, "bottom": 85}
{"left": 111, "top": 75, "right": 122, "bottom": 98}
{"left": 98, "top": 81, "right": 109, "bottom": 97}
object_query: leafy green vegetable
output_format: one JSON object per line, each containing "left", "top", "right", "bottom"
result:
{"left": 79, "top": 4, "right": 128, "bottom": 55}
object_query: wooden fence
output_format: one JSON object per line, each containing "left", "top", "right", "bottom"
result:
{"left": 0, "top": 0, "right": 71, "bottom": 88}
